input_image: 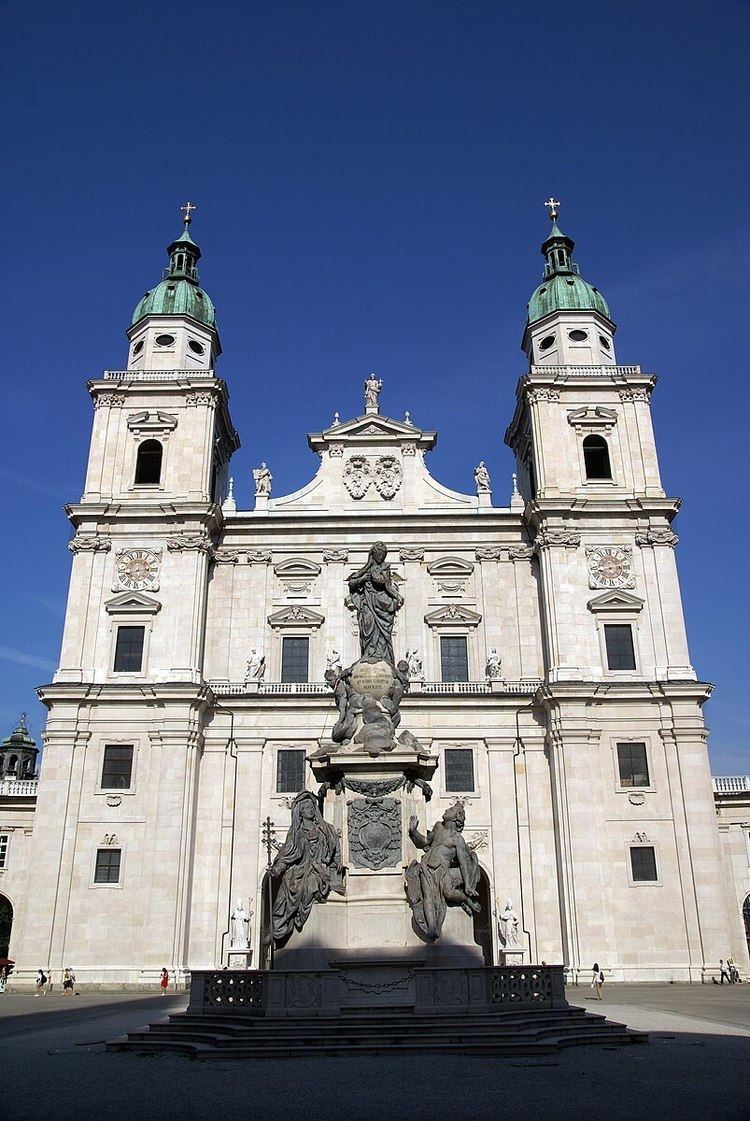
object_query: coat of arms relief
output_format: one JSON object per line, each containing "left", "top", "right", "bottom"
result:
{"left": 343, "top": 455, "right": 402, "bottom": 500}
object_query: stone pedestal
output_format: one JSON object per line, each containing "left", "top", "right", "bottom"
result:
{"left": 227, "top": 949, "right": 253, "bottom": 970}
{"left": 499, "top": 948, "right": 525, "bottom": 966}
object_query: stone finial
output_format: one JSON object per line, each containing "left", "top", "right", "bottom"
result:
{"left": 404, "top": 411, "right": 413, "bottom": 426}
{"left": 222, "top": 475, "right": 236, "bottom": 513}
{"left": 331, "top": 411, "right": 340, "bottom": 427}
{"left": 510, "top": 472, "right": 524, "bottom": 509}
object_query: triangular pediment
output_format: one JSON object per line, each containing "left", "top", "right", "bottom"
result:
{"left": 267, "top": 605, "right": 325, "bottom": 628}
{"left": 424, "top": 604, "right": 482, "bottom": 627}
{"left": 567, "top": 406, "right": 618, "bottom": 430}
{"left": 427, "top": 556, "right": 475, "bottom": 577}
{"left": 587, "top": 590, "right": 644, "bottom": 613}
{"left": 105, "top": 591, "right": 161, "bottom": 615}
{"left": 126, "top": 410, "right": 178, "bottom": 435}
{"left": 308, "top": 413, "right": 437, "bottom": 454}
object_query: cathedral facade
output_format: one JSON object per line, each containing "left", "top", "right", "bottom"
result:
{"left": 10, "top": 207, "right": 744, "bottom": 986}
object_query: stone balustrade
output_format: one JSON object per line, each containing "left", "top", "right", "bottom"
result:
{"left": 0, "top": 777, "right": 38, "bottom": 796}
{"left": 210, "top": 679, "right": 542, "bottom": 698}
{"left": 102, "top": 369, "right": 216, "bottom": 381}
{"left": 713, "top": 775, "right": 750, "bottom": 793}
{"left": 530, "top": 363, "right": 643, "bottom": 377}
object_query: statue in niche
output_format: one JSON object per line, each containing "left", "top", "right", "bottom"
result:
{"left": 230, "top": 898, "right": 252, "bottom": 949}
{"left": 364, "top": 373, "right": 383, "bottom": 410}
{"left": 253, "top": 462, "right": 273, "bottom": 497}
{"left": 326, "top": 648, "right": 342, "bottom": 674}
{"left": 405, "top": 802, "right": 480, "bottom": 942}
{"left": 245, "top": 649, "right": 266, "bottom": 682}
{"left": 485, "top": 648, "right": 502, "bottom": 680}
{"left": 346, "top": 542, "right": 403, "bottom": 666}
{"left": 270, "top": 790, "right": 343, "bottom": 943}
{"left": 474, "top": 461, "right": 491, "bottom": 493}
{"left": 498, "top": 899, "right": 521, "bottom": 948}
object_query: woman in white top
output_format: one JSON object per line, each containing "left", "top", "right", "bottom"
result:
{"left": 590, "top": 963, "right": 604, "bottom": 1000}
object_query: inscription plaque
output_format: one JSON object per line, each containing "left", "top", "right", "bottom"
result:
{"left": 350, "top": 659, "right": 395, "bottom": 700}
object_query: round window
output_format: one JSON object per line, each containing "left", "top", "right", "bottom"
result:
{"left": 539, "top": 335, "right": 555, "bottom": 351}
{"left": 568, "top": 329, "right": 588, "bottom": 341}
{"left": 132, "top": 340, "right": 144, "bottom": 355}
{"left": 599, "top": 335, "right": 611, "bottom": 350}
{"left": 155, "top": 333, "right": 175, "bottom": 347}
{"left": 188, "top": 340, "right": 205, "bottom": 356}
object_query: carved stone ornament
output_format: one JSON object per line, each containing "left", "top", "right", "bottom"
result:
{"left": 323, "top": 549, "right": 349, "bottom": 563}
{"left": 399, "top": 548, "right": 424, "bottom": 562}
{"left": 267, "top": 605, "right": 325, "bottom": 628}
{"left": 328, "top": 443, "right": 345, "bottom": 458}
{"left": 628, "top": 792, "right": 646, "bottom": 806}
{"left": 566, "top": 406, "right": 618, "bottom": 434}
{"left": 400, "top": 443, "right": 418, "bottom": 457}
{"left": 69, "top": 534, "right": 111, "bottom": 554}
{"left": 105, "top": 794, "right": 122, "bottom": 807}
{"left": 167, "top": 531, "right": 214, "bottom": 554}
{"left": 476, "top": 547, "right": 503, "bottom": 560}
{"left": 347, "top": 797, "right": 402, "bottom": 870}
{"left": 508, "top": 544, "right": 535, "bottom": 561}
{"left": 95, "top": 392, "right": 126, "bottom": 409}
{"left": 213, "top": 547, "right": 242, "bottom": 564}
{"left": 126, "top": 410, "right": 178, "bottom": 439}
{"left": 586, "top": 546, "right": 635, "bottom": 590}
{"left": 185, "top": 391, "right": 215, "bottom": 407}
{"left": 636, "top": 528, "right": 678, "bottom": 548}
{"left": 343, "top": 456, "right": 372, "bottom": 499}
{"left": 247, "top": 549, "right": 272, "bottom": 563}
{"left": 372, "top": 455, "right": 403, "bottom": 500}
{"left": 618, "top": 387, "right": 651, "bottom": 402}
{"left": 533, "top": 528, "right": 581, "bottom": 552}
{"left": 114, "top": 548, "right": 161, "bottom": 591}
{"left": 633, "top": 831, "right": 650, "bottom": 843}
{"left": 527, "top": 387, "right": 560, "bottom": 404}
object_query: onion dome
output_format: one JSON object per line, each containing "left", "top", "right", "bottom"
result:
{"left": 527, "top": 217, "right": 611, "bottom": 325}
{"left": 131, "top": 208, "right": 216, "bottom": 329}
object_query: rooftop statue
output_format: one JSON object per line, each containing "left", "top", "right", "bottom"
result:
{"left": 346, "top": 541, "right": 403, "bottom": 666}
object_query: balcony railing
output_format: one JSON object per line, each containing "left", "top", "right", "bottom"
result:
{"left": 210, "top": 679, "right": 542, "bottom": 698}
{"left": 0, "top": 777, "right": 38, "bottom": 797}
{"left": 713, "top": 776, "right": 750, "bottom": 793}
{"left": 530, "top": 364, "right": 643, "bottom": 378}
{"left": 102, "top": 369, "right": 215, "bottom": 381}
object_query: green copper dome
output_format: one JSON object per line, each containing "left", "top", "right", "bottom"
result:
{"left": 131, "top": 222, "right": 217, "bottom": 329}
{"left": 527, "top": 221, "right": 611, "bottom": 325}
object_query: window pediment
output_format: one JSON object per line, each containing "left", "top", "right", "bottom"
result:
{"left": 127, "top": 411, "right": 178, "bottom": 439}
{"left": 567, "top": 406, "right": 618, "bottom": 434}
{"left": 273, "top": 558, "right": 322, "bottom": 578}
{"left": 587, "top": 590, "right": 644, "bottom": 614}
{"left": 105, "top": 591, "right": 161, "bottom": 615}
{"left": 426, "top": 556, "right": 475, "bottom": 577}
{"left": 267, "top": 606, "right": 325, "bottom": 629}
{"left": 424, "top": 604, "right": 482, "bottom": 628}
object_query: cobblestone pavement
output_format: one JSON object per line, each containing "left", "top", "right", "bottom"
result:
{"left": 1, "top": 985, "right": 748, "bottom": 1121}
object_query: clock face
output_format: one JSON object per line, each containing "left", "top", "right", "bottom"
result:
{"left": 116, "top": 549, "right": 159, "bottom": 590}
{"left": 588, "top": 547, "right": 631, "bottom": 588}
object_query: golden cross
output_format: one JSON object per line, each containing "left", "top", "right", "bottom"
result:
{"left": 544, "top": 197, "right": 561, "bottom": 221}
{"left": 181, "top": 201, "right": 197, "bottom": 226}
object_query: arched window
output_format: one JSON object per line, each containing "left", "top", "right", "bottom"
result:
{"left": 7, "top": 756, "right": 17, "bottom": 775}
{"left": 583, "top": 434, "right": 612, "bottom": 480}
{"left": 135, "top": 440, "right": 163, "bottom": 485}
{"left": 0, "top": 756, "right": 4, "bottom": 774}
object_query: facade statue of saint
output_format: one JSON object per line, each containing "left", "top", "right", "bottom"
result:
{"left": 253, "top": 462, "right": 273, "bottom": 496}
{"left": 407, "top": 649, "right": 424, "bottom": 680}
{"left": 346, "top": 542, "right": 403, "bottom": 665}
{"left": 485, "top": 648, "right": 502, "bottom": 680}
{"left": 230, "top": 898, "right": 251, "bottom": 949}
{"left": 498, "top": 898, "right": 520, "bottom": 948}
{"left": 405, "top": 802, "right": 480, "bottom": 942}
{"left": 270, "top": 791, "right": 342, "bottom": 943}
{"left": 326, "top": 648, "right": 342, "bottom": 674}
{"left": 363, "top": 373, "right": 383, "bottom": 410}
{"left": 474, "top": 460, "right": 491, "bottom": 493}
{"left": 245, "top": 649, "right": 266, "bottom": 682}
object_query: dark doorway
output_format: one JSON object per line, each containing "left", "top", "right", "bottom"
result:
{"left": 0, "top": 895, "right": 12, "bottom": 959}
{"left": 743, "top": 894, "right": 750, "bottom": 958}
{"left": 472, "top": 869, "right": 493, "bottom": 965}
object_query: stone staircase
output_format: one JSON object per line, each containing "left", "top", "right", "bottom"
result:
{"left": 108, "top": 1004, "right": 647, "bottom": 1059}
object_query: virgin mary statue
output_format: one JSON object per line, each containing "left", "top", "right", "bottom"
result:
{"left": 346, "top": 542, "right": 403, "bottom": 666}
{"left": 270, "top": 791, "right": 342, "bottom": 943}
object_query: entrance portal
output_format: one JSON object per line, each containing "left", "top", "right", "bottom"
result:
{"left": 0, "top": 895, "right": 12, "bottom": 959}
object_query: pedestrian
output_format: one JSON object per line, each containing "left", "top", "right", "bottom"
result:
{"left": 159, "top": 967, "right": 169, "bottom": 995}
{"left": 728, "top": 959, "right": 740, "bottom": 984}
{"left": 590, "top": 962, "right": 604, "bottom": 1000}
{"left": 62, "top": 967, "right": 76, "bottom": 995}
{"left": 719, "top": 959, "right": 732, "bottom": 984}
{"left": 0, "top": 967, "right": 6, "bottom": 994}
{"left": 35, "top": 968, "right": 47, "bottom": 996}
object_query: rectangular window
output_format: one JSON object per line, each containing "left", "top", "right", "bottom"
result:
{"left": 444, "top": 748, "right": 475, "bottom": 792}
{"left": 440, "top": 636, "right": 469, "bottom": 682}
{"left": 94, "top": 848, "right": 121, "bottom": 884}
{"left": 604, "top": 624, "right": 636, "bottom": 671}
{"left": 630, "top": 846, "right": 658, "bottom": 882}
{"left": 113, "top": 626, "right": 145, "bottom": 673}
{"left": 101, "top": 745, "right": 134, "bottom": 790}
{"left": 276, "top": 748, "right": 306, "bottom": 794}
{"left": 0, "top": 835, "right": 8, "bottom": 869}
{"left": 281, "top": 637, "right": 309, "bottom": 683}
{"left": 617, "top": 742, "right": 649, "bottom": 788}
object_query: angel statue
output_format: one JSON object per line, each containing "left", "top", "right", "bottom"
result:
{"left": 405, "top": 802, "right": 480, "bottom": 942}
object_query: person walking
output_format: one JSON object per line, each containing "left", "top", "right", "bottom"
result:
{"left": 35, "top": 968, "right": 47, "bottom": 996}
{"left": 159, "top": 967, "right": 169, "bottom": 995}
{"left": 719, "top": 959, "right": 732, "bottom": 984}
{"left": 728, "top": 959, "right": 741, "bottom": 984}
{"left": 590, "top": 963, "right": 605, "bottom": 1000}
{"left": 0, "top": 967, "right": 7, "bottom": 994}
{"left": 62, "top": 967, "right": 76, "bottom": 995}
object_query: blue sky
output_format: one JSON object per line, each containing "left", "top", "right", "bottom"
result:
{"left": 3, "top": 0, "right": 748, "bottom": 772}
